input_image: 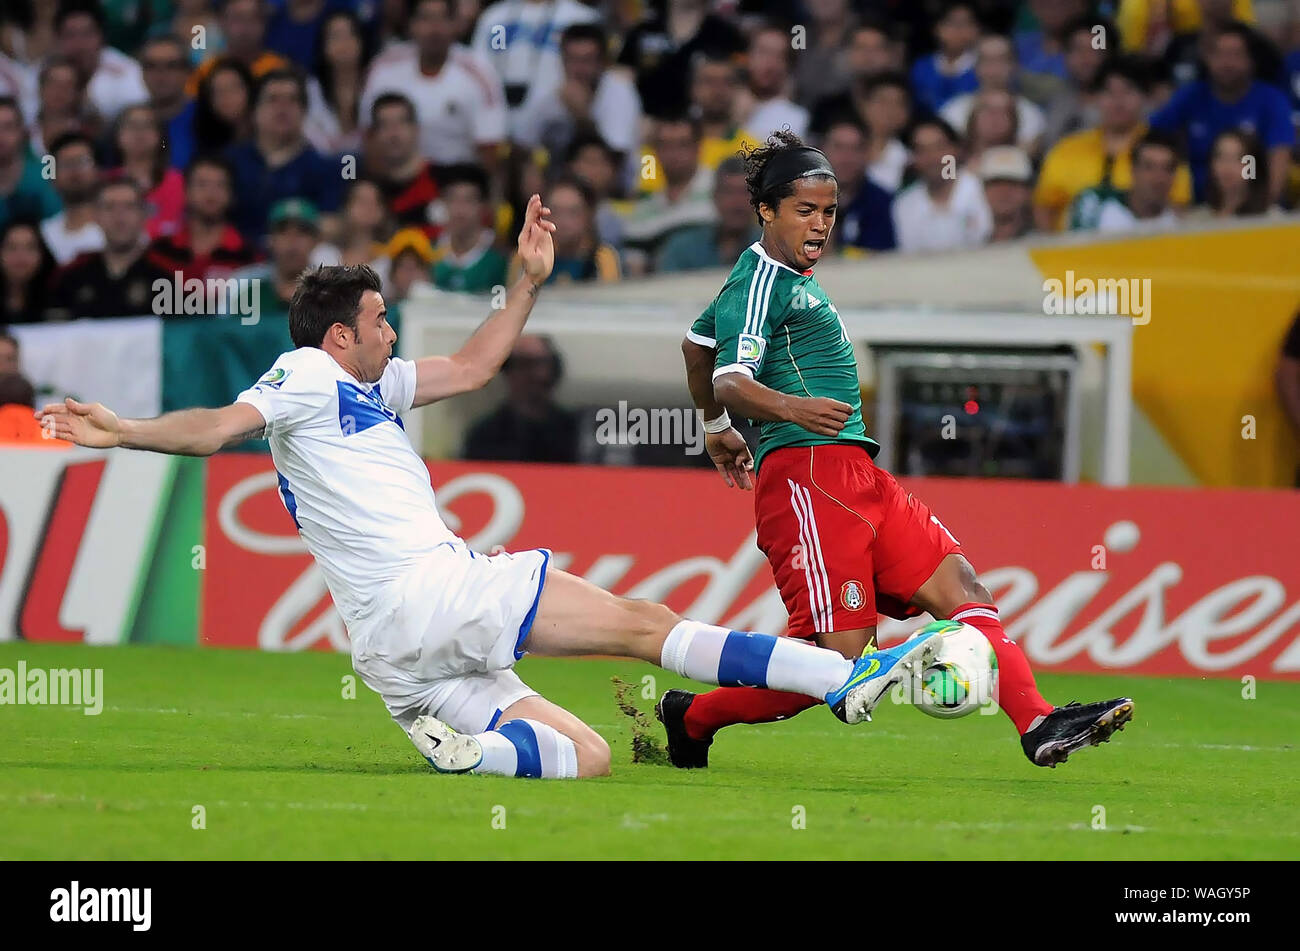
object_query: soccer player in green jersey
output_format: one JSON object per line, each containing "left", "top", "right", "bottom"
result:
{"left": 662, "top": 130, "right": 1135, "bottom": 769}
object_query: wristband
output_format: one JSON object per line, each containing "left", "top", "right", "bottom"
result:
{"left": 702, "top": 410, "right": 731, "bottom": 434}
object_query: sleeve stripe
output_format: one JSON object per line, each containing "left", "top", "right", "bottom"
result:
{"left": 712, "top": 363, "right": 755, "bottom": 381}
{"left": 759, "top": 262, "right": 777, "bottom": 334}
{"left": 745, "top": 261, "right": 777, "bottom": 337}
{"left": 748, "top": 259, "right": 764, "bottom": 335}
{"left": 743, "top": 260, "right": 764, "bottom": 336}
{"left": 685, "top": 329, "right": 716, "bottom": 347}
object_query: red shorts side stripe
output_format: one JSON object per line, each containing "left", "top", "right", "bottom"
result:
{"left": 756, "top": 445, "right": 963, "bottom": 635}
{"left": 787, "top": 479, "right": 834, "bottom": 633}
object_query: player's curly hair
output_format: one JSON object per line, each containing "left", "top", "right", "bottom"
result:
{"left": 741, "top": 128, "right": 809, "bottom": 220}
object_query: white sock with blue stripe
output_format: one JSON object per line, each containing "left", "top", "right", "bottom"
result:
{"left": 473, "top": 718, "right": 579, "bottom": 779}
{"left": 659, "top": 620, "right": 853, "bottom": 699}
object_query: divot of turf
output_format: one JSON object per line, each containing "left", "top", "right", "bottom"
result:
{"left": 612, "top": 676, "right": 671, "bottom": 766}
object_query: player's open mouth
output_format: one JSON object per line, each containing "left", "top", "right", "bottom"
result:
{"left": 803, "top": 240, "right": 824, "bottom": 261}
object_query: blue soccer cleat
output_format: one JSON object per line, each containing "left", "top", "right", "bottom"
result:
{"left": 825, "top": 632, "right": 944, "bottom": 724}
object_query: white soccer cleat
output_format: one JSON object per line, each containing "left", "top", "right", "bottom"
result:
{"left": 409, "top": 715, "right": 483, "bottom": 773}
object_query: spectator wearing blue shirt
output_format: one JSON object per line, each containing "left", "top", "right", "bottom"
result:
{"left": 819, "top": 116, "right": 895, "bottom": 253}
{"left": 140, "top": 36, "right": 198, "bottom": 171}
{"left": 1015, "top": 0, "right": 1090, "bottom": 88}
{"left": 265, "top": 0, "right": 350, "bottom": 69}
{"left": 1285, "top": 49, "right": 1300, "bottom": 128}
{"left": 910, "top": 2, "right": 981, "bottom": 113}
{"left": 266, "top": 0, "right": 382, "bottom": 49}
{"left": 0, "top": 98, "right": 61, "bottom": 230}
{"left": 225, "top": 69, "right": 342, "bottom": 246}
{"left": 1150, "top": 23, "right": 1294, "bottom": 205}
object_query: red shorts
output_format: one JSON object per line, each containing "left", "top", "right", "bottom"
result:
{"left": 754, "top": 444, "right": 962, "bottom": 638}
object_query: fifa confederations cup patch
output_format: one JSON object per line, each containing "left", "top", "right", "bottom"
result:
{"left": 738, "top": 333, "right": 766, "bottom": 365}
{"left": 258, "top": 368, "right": 291, "bottom": 389}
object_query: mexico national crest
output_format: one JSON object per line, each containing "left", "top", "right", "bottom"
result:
{"left": 841, "top": 580, "right": 865, "bottom": 611}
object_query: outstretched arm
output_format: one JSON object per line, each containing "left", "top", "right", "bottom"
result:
{"left": 410, "top": 193, "right": 556, "bottom": 408}
{"left": 37, "top": 398, "right": 268, "bottom": 457}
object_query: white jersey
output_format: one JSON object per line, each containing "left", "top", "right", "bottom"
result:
{"left": 891, "top": 170, "right": 993, "bottom": 253}
{"left": 87, "top": 46, "right": 148, "bottom": 122}
{"left": 359, "top": 43, "right": 507, "bottom": 165}
{"left": 236, "top": 347, "right": 456, "bottom": 633}
{"left": 40, "top": 213, "right": 106, "bottom": 266}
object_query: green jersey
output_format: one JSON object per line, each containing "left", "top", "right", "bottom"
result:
{"left": 432, "top": 232, "right": 509, "bottom": 294}
{"left": 1066, "top": 184, "right": 1124, "bottom": 231}
{"left": 690, "top": 242, "right": 877, "bottom": 470}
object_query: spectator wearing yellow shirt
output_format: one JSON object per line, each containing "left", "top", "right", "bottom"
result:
{"left": 1066, "top": 130, "right": 1184, "bottom": 233}
{"left": 1034, "top": 57, "right": 1192, "bottom": 231}
{"left": 1115, "top": 0, "right": 1254, "bottom": 55}
{"left": 636, "top": 50, "right": 759, "bottom": 196}
{"left": 185, "top": 0, "right": 288, "bottom": 99}
{"left": 384, "top": 227, "right": 438, "bottom": 302}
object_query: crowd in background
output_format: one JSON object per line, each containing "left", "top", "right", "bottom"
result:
{"left": 1, "top": 0, "right": 1300, "bottom": 465}
{"left": 0, "top": 0, "right": 1297, "bottom": 326}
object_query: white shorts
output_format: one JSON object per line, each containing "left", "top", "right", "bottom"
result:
{"left": 350, "top": 542, "right": 550, "bottom": 734}
{"left": 386, "top": 668, "right": 538, "bottom": 735}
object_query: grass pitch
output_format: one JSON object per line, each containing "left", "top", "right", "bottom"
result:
{"left": 1, "top": 642, "right": 1295, "bottom": 860}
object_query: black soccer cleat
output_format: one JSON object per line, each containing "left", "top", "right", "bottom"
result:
{"left": 1021, "top": 698, "right": 1135, "bottom": 768}
{"left": 655, "top": 689, "right": 712, "bottom": 769}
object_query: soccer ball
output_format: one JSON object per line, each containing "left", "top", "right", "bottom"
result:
{"left": 906, "top": 620, "right": 997, "bottom": 719}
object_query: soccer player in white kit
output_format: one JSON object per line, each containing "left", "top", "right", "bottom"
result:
{"left": 39, "top": 195, "right": 943, "bottom": 779}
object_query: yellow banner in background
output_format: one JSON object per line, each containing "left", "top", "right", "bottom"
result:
{"left": 1032, "top": 222, "right": 1300, "bottom": 488}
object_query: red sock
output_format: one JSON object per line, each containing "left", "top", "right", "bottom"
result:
{"left": 683, "top": 687, "right": 821, "bottom": 741}
{"left": 951, "top": 602, "right": 1053, "bottom": 734}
